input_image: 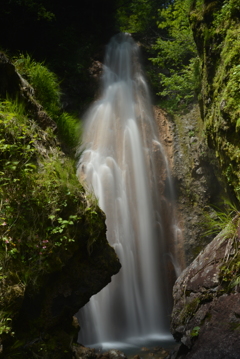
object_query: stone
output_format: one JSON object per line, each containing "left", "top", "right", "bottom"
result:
{"left": 170, "top": 220, "right": 240, "bottom": 358}
{"left": 98, "top": 350, "right": 127, "bottom": 359}
{"left": 195, "top": 167, "right": 203, "bottom": 175}
{"left": 190, "top": 137, "right": 197, "bottom": 144}
{"left": 73, "top": 345, "right": 97, "bottom": 359}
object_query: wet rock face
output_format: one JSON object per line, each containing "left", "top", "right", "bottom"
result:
{"left": 155, "top": 104, "right": 228, "bottom": 266}
{"left": 169, "top": 220, "right": 240, "bottom": 359}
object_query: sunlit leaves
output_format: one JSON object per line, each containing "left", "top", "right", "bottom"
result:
{"left": 149, "top": 0, "right": 198, "bottom": 109}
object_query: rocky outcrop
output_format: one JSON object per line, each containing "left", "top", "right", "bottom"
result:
{"left": 169, "top": 215, "right": 240, "bottom": 359}
{"left": 10, "top": 230, "right": 121, "bottom": 358}
{"left": 0, "top": 53, "right": 121, "bottom": 358}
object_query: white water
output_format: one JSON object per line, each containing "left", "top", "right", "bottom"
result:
{"left": 76, "top": 33, "right": 180, "bottom": 349}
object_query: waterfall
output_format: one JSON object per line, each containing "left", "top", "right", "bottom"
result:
{"left": 76, "top": 33, "right": 180, "bottom": 349}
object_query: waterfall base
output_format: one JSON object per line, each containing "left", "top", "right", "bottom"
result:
{"left": 85, "top": 334, "right": 175, "bottom": 353}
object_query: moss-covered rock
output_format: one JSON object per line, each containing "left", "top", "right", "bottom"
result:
{"left": 0, "top": 53, "right": 121, "bottom": 357}
{"left": 170, "top": 214, "right": 240, "bottom": 358}
{"left": 190, "top": 0, "right": 240, "bottom": 201}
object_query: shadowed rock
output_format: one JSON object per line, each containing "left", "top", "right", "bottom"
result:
{"left": 169, "top": 216, "right": 240, "bottom": 359}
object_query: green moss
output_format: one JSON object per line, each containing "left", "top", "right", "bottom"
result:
{"left": 201, "top": 311, "right": 212, "bottom": 326}
{"left": 13, "top": 54, "right": 80, "bottom": 151}
{"left": 0, "top": 98, "right": 105, "bottom": 342}
{"left": 192, "top": 245, "right": 204, "bottom": 258}
{"left": 230, "top": 322, "right": 240, "bottom": 331}
{"left": 220, "top": 254, "right": 240, "bottom": 290}
{"left": 190, "top": 0, "right": 240, "bottom": 201}
{"left": 179, "top": 297, "right": 200, "bottom": 324}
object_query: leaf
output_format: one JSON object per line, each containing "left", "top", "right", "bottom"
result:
{"left": 48, "top": 214, "right": 56, "bottom": 220}
{"left": 190, "top": 326, "right": 200, "bottom": 337}
{"left": 230, "top": 276, "right": 240, "bottom": 288}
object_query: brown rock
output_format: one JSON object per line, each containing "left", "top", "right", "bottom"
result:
{"left": 99, "top": 350, "right": 127, "bottom": 359}
{"left": 170, "top": 221, "right": 240, "bottom": 359}
{"left": 73, "top": 345, "right": 97, "bottom": 359}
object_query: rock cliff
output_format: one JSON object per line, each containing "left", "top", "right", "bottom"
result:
{"left": 190, "top": 0, "right": 240, "bottom": 202}
{"left": 169, "top": 1, "right": 240, "bottom": 357}
{"left": 170, "top": 214, "right": 240, "bottom": 359}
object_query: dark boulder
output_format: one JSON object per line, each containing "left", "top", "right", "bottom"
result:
{"left": 170, "top": 215, "right": 240, "bottom": 358}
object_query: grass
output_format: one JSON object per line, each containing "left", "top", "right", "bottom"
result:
{"left": 14, "top": 54, "right": 80, "bottom": 151}
{"left": 0, "top": 96, "right": 101, "bottom": 340}
{"left": 202, "top": 200, "right": 240, "bottom": 238}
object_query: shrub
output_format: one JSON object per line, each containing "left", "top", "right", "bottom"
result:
{"left": 14, "top": 54, "right": 61, "bottom": 116}
{"left": 0, "top": 99, "right": 101, "bottom": 336}
{"left": 14, "top": 54, "right": 80, "bottom": 151}
{"left": 149, "top": 0, "right": 199, "bottom": 110}
{"left": 57, "top": 111, "right": 81, "bottom": 149}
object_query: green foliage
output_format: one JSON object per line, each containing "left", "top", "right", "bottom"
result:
{"left": 213, "top": 0, "right": 240, "bottom": 31}
{"left": 201, "top": 6, "right": 240, "bottom": 201}
{"left": 220, "top": 250, "right": 240, "bottom": 290}
{"left": 0, "top": 98, "right": 104, "bottom": 339}
{"left": 116, "top": 0, "right": 169, "bottom": 34}
{"left": 14, "top": 54, "right": 61, "bottom": 117}
{"left": 179, "top": 297, "right": 200, "bottom": 324}
{"left": 230, "top": 275, "right": 240, "bottom": 288}
{"left": 190, "top": 326, "right": 200, "bottom": 337}
{"left": 57, "top": 112, "right": 81, "bottom": 148}
{"left": 0, "top": 0, "right": 118, "bottom": 118}
{"left": 0, "top": 109, "right": 101, "bottom": 350}
{"left": 2, "top": 0, "right": 55, "bottom": 22}
{"left": 187, "top": 0, "right": 240, "bottom": 200}
{"left": 0, "top": 314, "right": 13, "bottom": 336}
{"left": 202, "top": 200, "right": 239, "bottom": 238}
{"left": 202, "top": 200, "right": 240, "bottom": 292}
{"left": 156, "top": 57, "right": 200, "bottom": 109}
{"left": 149, "top": 0, "right": 199, "bottom": 110}
{"left": 14, "top": 54, "right": 81, "bottom": 150}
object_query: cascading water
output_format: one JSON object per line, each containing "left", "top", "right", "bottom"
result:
{"left": 76, "top": 33, "right": 181, "bottom": 350}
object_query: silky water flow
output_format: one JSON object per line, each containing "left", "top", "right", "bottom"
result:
{"left": 76, "top": 33, "right": 182, "bottom": 351}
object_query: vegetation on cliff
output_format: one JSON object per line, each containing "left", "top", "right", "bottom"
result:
{"left": 128, "top": 0, "right": 240, "bottom": 207}
{"left": 149, "top": 0, "right": 199, "bottom": 109}
{"left": 1, "top": 0, "right": 240, "bottom": 356}
{"left": 189, "top": 0, "right": 240, "bottom": 203}
{"left": 0, "top": 53, "right": 121, "bottom": 357}
{"left": 171, "top": 211, "right": 240, "bottom": 358}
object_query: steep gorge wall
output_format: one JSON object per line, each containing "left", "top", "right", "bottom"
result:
{"left": 168, "top": 1, "right": 240, "bottom": 357}
{"left": 190, "top": 0, "right": 240, "bottom": 202}
{"left": 156, "top": 104, "right": 227, "bottom": 266}
{"left": 155, "top": 0, "right": 240, "bottom": 272}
